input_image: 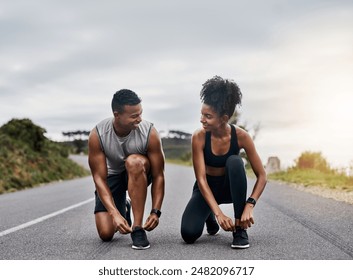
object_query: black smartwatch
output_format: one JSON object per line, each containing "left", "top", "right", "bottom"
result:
{"left": 246, "top": 197, "right": 256, "bottom": 206}
{"left": 150, "top": 208, "right": 161, "bottom": 218}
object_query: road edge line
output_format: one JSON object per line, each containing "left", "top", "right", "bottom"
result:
{"left": 0, "top": 198, "right": 94, "bottom": 238}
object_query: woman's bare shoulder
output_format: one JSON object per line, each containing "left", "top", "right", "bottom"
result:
{"left": 192, "top": 128, "right": 206, "bottom": 144}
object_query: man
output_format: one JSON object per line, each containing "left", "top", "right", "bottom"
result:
{"left": 88, "top": 89, "right": 165, "bottom": 250}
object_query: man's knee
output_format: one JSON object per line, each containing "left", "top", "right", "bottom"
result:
{"left": 125, "top": 154, "right": 149, "bottom": 175}
{"left": 95, "top": 212, "right": 115, "bottom": 241}
{"left": 97, "top": 228, "right": 114, "bottom": 242}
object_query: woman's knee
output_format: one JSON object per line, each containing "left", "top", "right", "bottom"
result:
{"left": 181, "top": 227, "right": 201, "bottom": 244}
{"left": 181, "top": 213, "right": 204, "bottom": 244}
{"left": 226, "top": 155, "right": 244, "bottom": 171}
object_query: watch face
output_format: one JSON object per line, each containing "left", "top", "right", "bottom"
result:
{"left": 151, "top": 209, "right": 161, "bottom": 217}
{"left": 247, "top": 198, "right": 256, "bottom": 205}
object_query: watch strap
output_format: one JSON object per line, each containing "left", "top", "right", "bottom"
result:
{"left": 150, "top": 208, "right": 161, "bottom": 218}
{"left": 246, "top": 197, "right": 256, "bottom": 206}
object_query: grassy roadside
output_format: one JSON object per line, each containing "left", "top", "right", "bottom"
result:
{"left": 0, "top": 136, "right": 90, "bottom": 194}
{"left": 268, "top": 169, "right": 353, "bottom": 192}
{"left": 168, "top": 159, "right": 353, "bottom": 193}
{"left": 0, "top": 119, "right": 89, "bottom": 194}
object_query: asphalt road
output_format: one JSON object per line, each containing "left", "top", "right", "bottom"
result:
{"left": 0, "top": 155, "right": 352, "bottom": 260}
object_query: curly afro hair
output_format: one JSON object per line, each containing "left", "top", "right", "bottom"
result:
{"left": 200, "top": 76, "right": 242, "bottom": 117}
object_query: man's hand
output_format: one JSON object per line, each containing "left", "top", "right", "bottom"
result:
{"left": 216, "top": 212, "right": 235, "bottom": 232}
{"left": 112, "top": 213, "right": 132, "bottom": 234}
{"left": 143, "top": 213, "right": 159, "bottom": 231}
{"left": 240, "top": 204, "right": 255, "bottom": 229}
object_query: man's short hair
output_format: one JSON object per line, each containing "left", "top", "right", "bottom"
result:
{"left": 111, "top": 89, "right": 142, "bottom": 113}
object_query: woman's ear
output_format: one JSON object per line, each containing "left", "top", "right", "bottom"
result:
{"left": 222, "top": 114, "right": 229, "bottom": 123}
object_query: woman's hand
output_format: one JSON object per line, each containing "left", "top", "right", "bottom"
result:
{"left": 216, "top": 212, "right": 235, "bottom": 232}
{"left": 240, "top": 204, "right": 255, "bottom": 229}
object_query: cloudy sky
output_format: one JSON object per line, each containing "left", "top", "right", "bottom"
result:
{"left": 1, "top": 0, "right": 352, "bottom": 168}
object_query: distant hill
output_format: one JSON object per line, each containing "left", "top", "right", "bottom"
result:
{"left": 161, "top": 137, "right": 191, "bottom": 161}
{"left": 0, "top": 118, "right": 89, "bottom": 194}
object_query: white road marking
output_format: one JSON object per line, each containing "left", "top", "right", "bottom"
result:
{"left": 0, "top": 198, "right": 94, "bottom": 237}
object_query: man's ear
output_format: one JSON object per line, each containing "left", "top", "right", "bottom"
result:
{"left": 113, "top": 111, "right": 119, "bottom": 118}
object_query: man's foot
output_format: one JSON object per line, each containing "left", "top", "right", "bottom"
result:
{"left": 125, "top": 197, "right": 132, "bottom": 227}
{"left": 131, "top": 226, "right": 150, "bottom": 250}
{"left": 231, "top": 226, "right": 249, "bottom": 249}
{"left": 206, "top": 213, "right": 220, "bottom": 235}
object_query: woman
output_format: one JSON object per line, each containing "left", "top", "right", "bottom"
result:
{"left": 181, "top": 76, "right": 267, "bottom": 249}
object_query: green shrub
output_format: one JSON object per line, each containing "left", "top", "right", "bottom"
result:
{"left": 0, "top": 118, "right": 47, "bottom": 152}
{"left": 0, "top": 118, "right": 89, "bottom": 194}
{"left": 269, "top": 151, "right": 353, "bottom": 191}
{"left": 294, "top": 151, "right": 331, "bottom": 172}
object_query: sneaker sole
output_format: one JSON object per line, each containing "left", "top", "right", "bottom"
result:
{"left": 231, "top": 244, "right": 250, "bottom": 249}
{"left": 132, "top": 244, "right": 151, "bottom": 250}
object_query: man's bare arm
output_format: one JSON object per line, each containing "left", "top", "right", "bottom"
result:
{"left": 143, "top": 127, "right": 165, "bottom": 231}
{"left": 88, "top": 129, "right": 131, "bottom": 233}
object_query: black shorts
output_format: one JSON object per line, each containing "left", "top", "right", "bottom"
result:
{"left": 94, "top": 171, "right": 152, "bottom": 214}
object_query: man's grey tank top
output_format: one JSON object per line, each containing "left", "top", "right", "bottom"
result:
{"left": 95, "top": 118, "right": 153, "bottom": 175}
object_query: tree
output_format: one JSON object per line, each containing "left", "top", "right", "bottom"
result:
{"left": 229, "top": 111, "right": 260, "bottom": 140}
{"left": 0, "top": 118, "right": 47, "bottom": 152}
{"left": 62, "top": 130, "right": 90, "bottom": 140}
{"left": 294, "top": 151, "right": 331, "bottom": 172}
{"left": 62, "top": 130, "right": 90, "bottom": 154}
{"left": 167, "top": 130, "right": 192, "bottom": 139}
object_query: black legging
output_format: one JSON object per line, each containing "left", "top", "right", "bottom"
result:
{"left": 181, "top": 155, "right": 247, "bottom": 244}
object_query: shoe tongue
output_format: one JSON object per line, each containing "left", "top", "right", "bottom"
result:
{"left": 133, "top": 226, "right": 143, "bottom": 231}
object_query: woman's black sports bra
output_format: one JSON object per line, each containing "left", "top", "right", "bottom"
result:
{"left": 203, "top": 125, "right": 240, "bottom": 168}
